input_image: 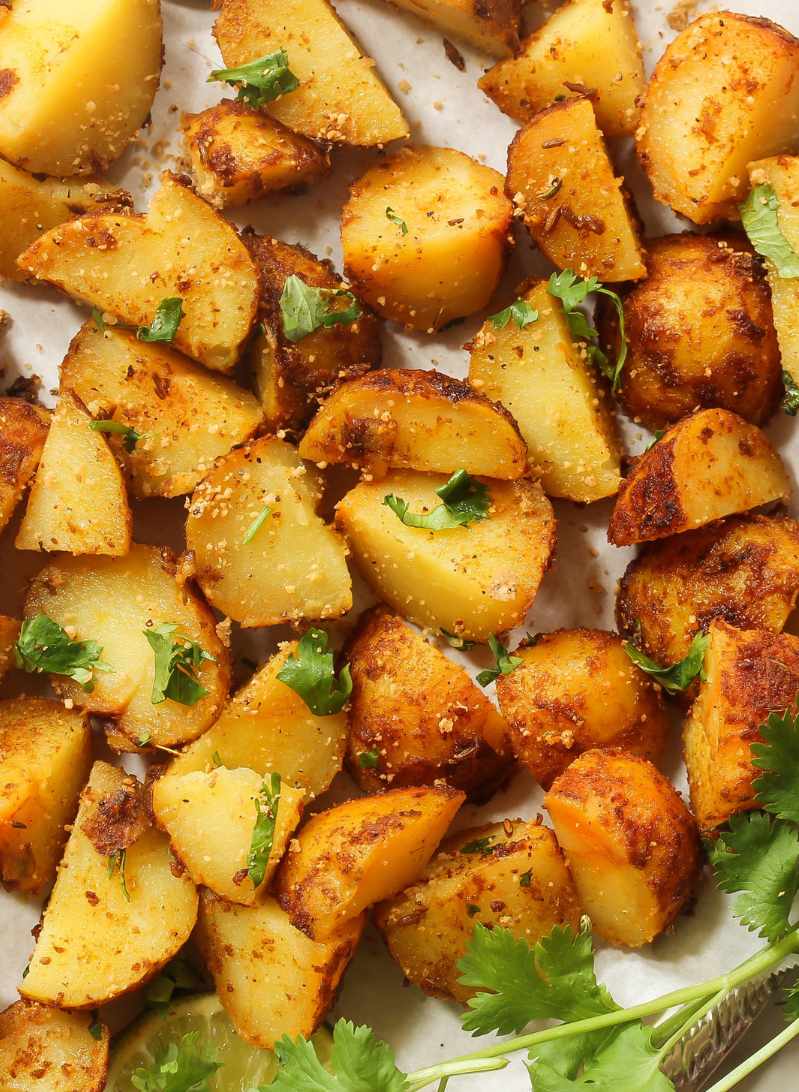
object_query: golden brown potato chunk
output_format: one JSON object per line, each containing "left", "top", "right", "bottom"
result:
{"left": 186, "top": 435, "right": 352, "bottom": 627}
{"left": 213, "top": 0, "right": 409, "bottom": 146}
{"left": 0, "top": 697, "right": 91, "bottom": 894}
{"left": 608, "top": 409, "right": 790, "bottom": 547}
{"left": 637, "top": 12, "right": 799, "bottom": 224}
{"left": 300, "top": 369, "right": 527, "bottom": 479}
{"left": 385, "top": 0, "right": 519, "bottom": 55}
{"left": 15, "top": 392, "right": 131, "bottom": 556}
{"left": 0, "top": 615, "right": 18, "bottom": 681}
{"left": 496, "top": 630, "right": 669, "bottom": 789}
{"left": 0, "top": 397, "right": 49, "bottom": 535}
{"left": 545, "top": 749, "right": 701, "bottom": 947}
{"left": 599, "top": 234, "right": 781, "bottom": 430}
{"left": 245, "top": 234, "right": 380, "bottom": 433}
{"left": 346, "top": 607, "right": 510, "bottom": 796}
{"left": 375, "top": 820, "right": 581, "bottom": 1000}
{"left": 0, "top": 1001, "right": 108, "bottom": 1092}
{"left": 480, "top": 0, "right": 645, "bottom": 137}
{"left": 684, "top": 621, "right": 799, "bottom": 832}
{"left": 469, "top": 280, "right": 623, "bottom": 502}
{"left": 617, "top": 514, "right": 799, "bottom": 669}
{"left": 342, "top": 147, "right": 513, "bottom": 331}
{"left": 337, "top": 472, "right": 555, "bottom": 642}
{"left": 506, "top": 97, "right": 646, "bottom": 282}
{"left": 21, "top": 762, "right": 198, "bottom": 1009}
{"left": 276, "top": 785, "right": 464, "bottom": 939}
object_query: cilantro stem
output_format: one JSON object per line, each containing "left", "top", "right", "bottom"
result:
{"left": 406, "top": 1056, "right": 508, "bottom": 1090}
{"left": 650, "top": 996, "right": 709, "bottom": 1049}
{"left": 655, "top": 988, "right": 726, "bottom": 1058}
{"left": 705, "top": 1016, "right": 799, "bottom": 1092}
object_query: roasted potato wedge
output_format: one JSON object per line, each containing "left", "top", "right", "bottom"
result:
{"left": 684, "top": 621, "right": 799, "bottom": 832}
{"left": 617, "top": 514, "right": 799, "bottom": 669}
{"left": 213, "top": 0, "right": 409, "bottom": 146}
{"left": 545, "top": 749, "right": 701, "bottom": 947}
{"left": 186, "top": 435, "right": 351, "bottom": 627}
{"left": 0, "top": 615, "right": 18, "bottom": 681}
{"left": 480, "top": 0, "right": 645, "bottom": 137}
{"left": 277, "top": 785, "right": 464, "bottom": 939}
{"left": 337, "top": 472, "right": 555, "bottom": 642}
{"left": 18, "top": 173, "right": 259, "bottom": 373}
{"left": 21, "top": 762, "right": 198, "bottom": 1008}
{"left": 375, "top": 820, "right": 581, "bottom": 1001}
{"left": 599, "top": 234, "right": 781, "bottom": 430}
{"left": 342, "top": 147, "right": 513, "bottom": 331}
{"left": 15, "top": 391, "right": 131, "bottom": 556}
{"left": 0, "top": 0, "right": 161, "bottom": 177}
{"left": 608, "top": 409, "right": 790, "bottom": 547}
{"left": 384, "top": 0, "right": 519, "bottom": 55}
{"left": 506, "top": 97, "right": 646, "bottom": 282}
{"left": 496, "top": 630, "right": 669, "bottom": 789}
{"left": 637, "top": 12, "right": 799, "bottom": 224}
{"left": 0, "top": 697, "right": 91, "bottom": 894}
{"left": 61, "top": 322, "right": 262, "bottom": 499}
{"left": 469, "top": 280, "right": 623, "bottom": 502}
{"left": 0, "top": 1001, "right": 108, "bottom": 1092}
{"left": 24, "top": 545, "right": 230, "bottom": 751}
{"left": 346, "top": 607, "right": 510, "bottom": 796}
{"left": 0, "top": 397, "right": 49, "bottom": 535}
{"left": 245, "top": 234, "right": 380, "bottom": 434}
{"left": 299, "top": 369, "right": 526, "bottom": 479}
{"left": 197, "top": 892, "right": 363, "bottom": 1049}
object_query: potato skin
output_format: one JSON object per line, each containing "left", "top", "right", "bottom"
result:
{"left": 496, "top": 630, "right": 669, "bottom": 789}
{"left": 0, "top": 1000, "right": 109, "bottom": 1092}
{"left": 0, "top": 615, "right": 18, "bottom": 682}
{"left": 545, "top": 748, "right": 701, "bottom": 947}
{"left": 345, "top": 607, "right": 510, "bottom": 797}
{"left": 599, "top": 234, "right": 781, "bottom": 430}
{"left": 0, "top": 397, "right": 49, "bottom": 535}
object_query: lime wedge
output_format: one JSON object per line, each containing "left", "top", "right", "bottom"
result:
{"left": 106, "top": 992, "right": 331, "bottom": 1089}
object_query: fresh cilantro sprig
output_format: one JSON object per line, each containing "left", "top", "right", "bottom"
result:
{"left": 476, "top": 634, "right": 521, "bottom": 687}
{"left": 14, "top": 614, "right": 109, "bottom": 692}
{"left": 137, "top": 298, "right": 184, "bottom": 344}
{"left": 144, "top": 623, "right": 215, "bottom": 706}
{"left": 488, "top": 299, "right": 539, "bottom": 330}
{"left": 131, "top": 1031, "right": 221, "bottom": 1091}
{"left": 740, "top": 184, "right": 799, "bottom": 278}
{"left": 280, "top": 275, "right": 361, "bottom": 342}
{"left": 782, "top": 370, "right": 799, "bottom": 417}
{"left": 530, "top": 1023, "right": 673, "bottom": 1092}
{"left": 277, "top": 627, "right": 352, "bottom": 715}
{"left": 384, "top": 470, "right": 490, "bottom": 531}
{"left": 548, "top": 270, "right": 627, "bottom": 391}
{"left": 209, "top": 49, "right": 299, "bottom": 107}
{"left": 752, "top": 708, "right": 799, "bottom": 822}
{"left": 247, "top": 772, "right": 281, "bottom": 888}
{"left": 89, "top": 418, "right": 142, "bottom": 453}
{"left": 386, "top": 207, "right": 408, "bottom": 235}
{"left": 272, "top": 1020, "right": 408, "bottom": 1092}
{"left": 622, "top": 631, "right": 708, "bottom": 694}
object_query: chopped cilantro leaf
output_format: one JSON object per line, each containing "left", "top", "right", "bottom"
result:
{"left": 247, "top": 772, "right": 281, "bottom": 888}
{"left": 476, "top": 634, "right": 522, "bottom": 687}
{"left": 548, "top": 270, "right": 627, "bottom": 391}
{"left": 783, "top": 370, "right": 799, "bottom": 416}
{"left": 137, "top": 298, "right": 183, "bottom": 344}
{"left": 622, "top": 631, "right": 708, "bottom": 694}
{"left": 358, "top": 750, "right": 380, "bottom": 769}
{"left": 280, "top": 274, "right": 361, "bottom": 342}
{"left": 272, "top": 1019, "right": 408, "bottom": 1092}
{"left": 489, "top": 300, "right": 539, "bottom": 330}
{"left": 277, "top": 627, "right": 352, "bottom": 716}
{"left": 208, "top": 49, "right": 299, "bottom": 107}
{"left": 740, "top": 184, "right": 799, "bottom": 278}
{"left": 14, "top": 614, "right": 109, "bottom": 692}
{"left": 242, "top": 503, "right": 271, "bottom": 544}
{"left": 88, "top": 1014, "right": 103, "bottom": 1040}
{"left": 384, "top": 469, "right": 490, "bottom": 531}
{"left": 460, "top": 837, "right": 494, "bottom": 856}
{"left": 145, "top": 957, "right": 205, "bottom": 1012}
{"left": 144, "top": 623, "right": 215, "bottom": 706}
{"left": 107, "top": 848, "right": 130, "bottom": 902}
{"left": 385, "top": 207, "right": 408, "bottom": 235}
{"left": 131, "top": 1030, "right": 221, "bottom": 1091}
{"left": 89, "top": 418, "right": 142, "bottom": 453}
{"left": 520, "top": 870, "right": 532, "bottom": 887}
{"left": 440, "top": 629, "right": 476, "bottom": 650}
{"left": 91, "top": 307, "right": 106, "bottom": 331}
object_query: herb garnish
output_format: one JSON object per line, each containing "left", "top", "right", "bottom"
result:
{"left": 89, "top": 418, "right": 142, "bottom": 453}
{"left": 488, "top": 299, "right": 539, "bottom": 330}
{"left": 209, "top": 49, "right": 299, "bottom": 107}
{"left": 279, "top": 274, "right": 361, "bottom": 343}
{"left": 145, "top": 957, "right": 205, "bottom": 1012}
{"left": 247, "top": 773, "right": 281, "bottom": 888}
{"left": 277, "top": 627, "right": 352, "bottom": 715}
{"left": 242, "top": 503, "right": 271, "bottom": 544}
{"left": 441, "top": 629, "right": 476, "bottom": 651}
{"left": 476, "top": 634, "right": 522, "bottom": 687}
{"left": 782, "top": 370, "right": 799, "bottom": 417}
{"left": 548, "top": 270, "right": 627, "bottom": 391}
{"left": 14, "top": 615, "right": 109, "bottom": 692}
{"left": 107, "top": 848, "right": 130, "bottom": 902}
{"left": 137, "top": 298, "right": 184, "bottom": 344}
{"left": 131, "top": 1030, "right": 221, "bottom": 1091}
{"left": 144, "top": 623, "right": 215, "bottom": 706}
{"left": 386, "top": 207, "right": 408, "bottom": 235}
{"left": 88, "top": 1014, "right": 103, "bottom": 1040}
{"left": 460, "top": 837, "right": 494, "bottom": 856}
{"left": 384, "top": 469, "right": 490, "bottom": 531}
{"left": 623, "top": 631, "right": 708, "bottom": 694}
{"left": 740, "top": 184, "right": 799, "bottom": 278}
{"left": 358, "top": 750, "right": 380, "bottom": 769}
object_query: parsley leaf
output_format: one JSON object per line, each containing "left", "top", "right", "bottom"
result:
{"left": 752, "top": 707, "right": 799, "bottom": 822}
{"left": 144, "top": 624, "right": 215, "bottom": 706}
{"left": 709, "top": 811, "right": 799, "bottom": 941}
{"left": 131, "top": 1031, "right": 221, "bottom": 1091}
{"left": 530, "top": 1023, "right": 672, "bottom": 1091}
{"left": 277, "top": 627, "right": 352, "bottom": 716}
{"left": 440, "top": 629, "right": 476, "bottom": 650}
{"left": 247, "top": 772, "right": 281, "bottom": 888}
{"left": 740, "top": 184, "right": 799, "bottom": 278}
{"left": 145, "top": 957, "right": 205, "bottom": 1012}
{"left": 622, "top": 631, "right": 708, "bottom": 694}
{"left": 384, "top": 469, "right": 490, "bottom": 531}
{"left": 385, "top": 207, "right": 408, "bottom": 235}
{"left": 280, "top": 275, "right": 361, "bottom": 343}
{"left": 209, "top": 49, "right": 299, "bottom": 107}
{"left": 14, "top": 614, "right": 109, "bottom": 692}
{"left": 476, "top": 634, "right": 522, "bottom": 688}
{"left": 89, "top": 418, "right": 142, "bottom": 453}
{"left": 242, "top": 503, "right": 271, "bottom": 544}
{"left": 783, "top": 370, "right": 799, "bottom": 417}
{"left": 489, "top": 300, "right": 539, "bottom": 330}
{"left": 272, "top": 1019, "right": 408, "bottom": 1091}
{"left": 137, "top": 298, "right": 184, "bottom": 344}
{"left": 547, "top": 270, "right": 627, "bottom": 391}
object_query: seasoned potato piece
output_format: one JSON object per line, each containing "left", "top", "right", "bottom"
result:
{"left": 0, "top": 398, "right": 49, "bottom": 535}
{"left": 545, "top": 749, "right": 701, "bottom": 947}
{"left": 186, "top": 436, "right": 351, "bottom": 627}
{"left": 277, "top": 785, "right": 464, "bottom": 939}
{"left": 18, "top": 173, "right": 259, "bottom": 373}
{"left": 380, "top": 0, "right": 519, "bottom": 56}
{"left": 213, "top": 0, "right": 408, "bottom": 146}
{"left": 197, "top": 892, "right": 363, "bottom": 1049}
{"left": 375, "top": 820, "right": 581, "bottom": 1000}
{"left": 342, "top": 148, "right": 512, "bottom": 331}
{"left": 0, "top": 160, "right": 130, "bottom": 282}
{"left": 608, "top": 409, "right": 790, "bottom": 547}
{"left": 182, "top": 101, "right": 330, "bottom": 209}
{"left": 0, "top": 697, "right": 91, "bottom": 894}
{"left": 598, "top": 235, "right": 781, "bottom": 430}
{"left": 684, "top": 622, "right": 799, "bottom": 832}
{"left": 21, "top": 762, "right": 198, "bottom": 1008}
{"left": 164, "top": 642, "right": 348, "bottom": 799}
{"left": 506, "top": 98, "right": 646, "bottom": 282}
{"left": 15, "top": 392, "right": 131, "bottom": 556}
{"left": 469, "top": 280, "right": 622, "bottom": 502}
{"left": 152, "top": 768, "right": 304, "bottom": 906}
{"left": 0, "top": 1001, "right": 108, "bottom": 1092}
{"left": 0, "top": 616, "right": 18, "bottom": 681}
{"left": 480, "top": 0, "right": 644, "bottom": 137}
{"left": 637, "top": 12, "right": 799, "bottom": 224}
{"left": 25, "top": 546, "right": 230, "bottom": 750}
{"left": 496, "top": 630, "right": 669, "bottom": 789}
{"left": 0, "top": 0, "right": 161, "bottom": 177}
{"left": 617, "top": 514, "right": 799, "bottom": 669}
{"left": 60, "top": 323, "right": 262, "bottom": 499}
{"left": 337, "top": 472, "right": 555, "bottom": 642}
{"left": 346, "top": 607, "right": 510, "bottom": 796}
{"left": 300, "top": 369, "right": 526, "bottom": 479}
{"left": 245, "top": 234, "right": 380, "bottom": 433}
